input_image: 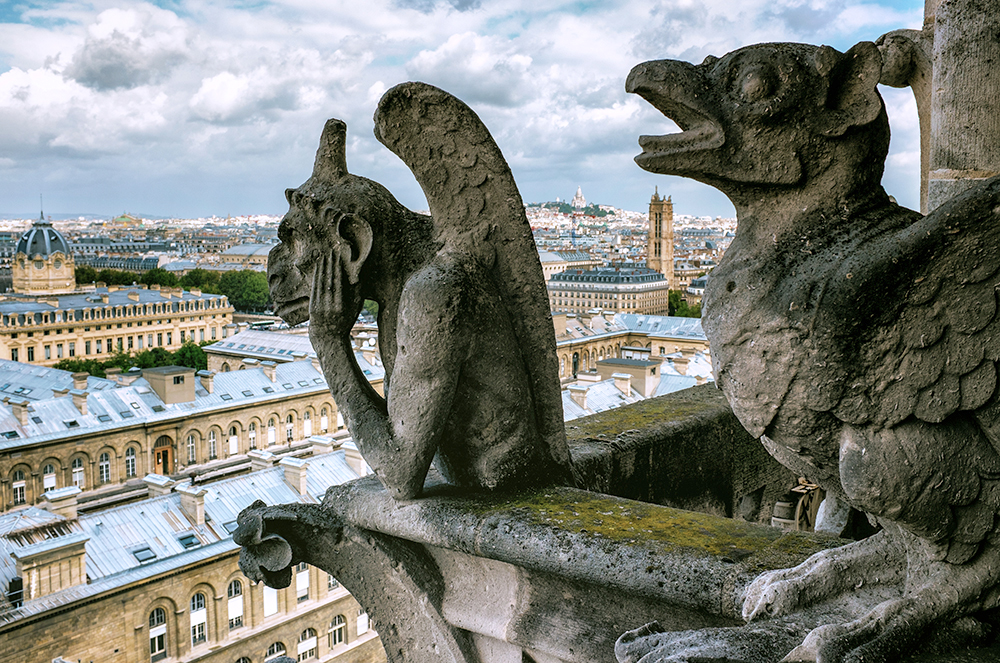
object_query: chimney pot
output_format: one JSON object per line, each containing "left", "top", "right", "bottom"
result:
{"left": 71, "top": 372, "right": 89, "bottom": 391}
{"left": 70, "top": 390, "right": 88, "bottom": 416}
{"left": 612, "top": 372, "right": 632, "bottom": 397}
{"left": 280, "top": 457, "right": 309, "bottom": 496}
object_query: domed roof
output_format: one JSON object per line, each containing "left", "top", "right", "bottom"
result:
{"left": 17, "top": 213, "right": 70, "bottom": 257}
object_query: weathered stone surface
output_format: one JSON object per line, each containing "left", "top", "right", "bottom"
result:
{"left": 629, "top": 32, "right": 1000, "bottom": 663}
{"left": 267, "top": 83, "right": 572, "bottom": 500}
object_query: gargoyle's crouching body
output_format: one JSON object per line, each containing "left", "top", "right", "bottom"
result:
{"left": 627, "top": 40, "right": 1000, "bottom": 663}
{"left": 268, "top": 86, "right": 573, "bottom": 501}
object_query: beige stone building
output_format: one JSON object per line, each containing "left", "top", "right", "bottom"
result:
{"left": 551, "top": 312, "right": 709, "bottom": 381}
{"left": 0, "top": 216, "right": 235, "bottom": 367}
{"left": 547, "top": 266, "right": 671, "bottom": 317}
{"left": 0, "top": 351, "right": 383, "bottom": 513}
{"left": 0, "top": 448, "right": 385, "bottom": 663}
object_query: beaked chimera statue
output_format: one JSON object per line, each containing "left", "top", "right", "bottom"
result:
{"left": 625, "top": 41, "right": 1000, "bottom": 662}
{"left": 268, "top": 83, "right": 573, "bottom": 500}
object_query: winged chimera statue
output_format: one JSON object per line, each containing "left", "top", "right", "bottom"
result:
{"left": 624, "top": 41, "right": 1000, "bottom": 662}
{"left": 268, "top": 83, "right": 573, "bottom": 500}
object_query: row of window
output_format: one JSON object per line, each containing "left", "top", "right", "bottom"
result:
{"left": 148, "top": 573, "right": 367, "bottom": 662}
{"left": 10, "top": 328, "right": 221, "bottom": 362}
{"left": 2, "top": 297, "right": 228, "bottom": 328}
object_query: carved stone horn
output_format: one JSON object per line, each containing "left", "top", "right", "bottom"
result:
{"left": 312, "top": 118, "right": 349, "bottom": 182}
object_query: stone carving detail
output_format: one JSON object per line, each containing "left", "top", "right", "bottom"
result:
{"left": 627, "top": 39, "right": 1000, "bottom": 662}
{"left": 268, "top": 83, "right": 573, "bottom": 500}
{"left": 234, "top": 497, "right": 479, "bottom": 663}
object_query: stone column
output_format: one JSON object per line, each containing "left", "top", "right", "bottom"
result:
{"left": 927, "top": 0, "right": 1000, "bottom": 209}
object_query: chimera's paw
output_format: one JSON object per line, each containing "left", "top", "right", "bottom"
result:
{"left": 743, "top": 568, "right": 804, "bottom": 622}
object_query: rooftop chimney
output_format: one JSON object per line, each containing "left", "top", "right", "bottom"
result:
{"left": 177, "top": 483, "right": 207, "bottom": 526}
{"left": 43, "top": 486, "right": 82, "bottom": 520}
{"left": 261, "top": 360, "right": 277, "bottom": 382}
{"left": 612, "top": 373, "right": 632, "bottom": 397}
{"left": 672, "top": 355, "right": 690, "bottom": 375}
{"left": 70, "top": 389, "right": 88, "bottom": 416}
{"left": 248, "top": 449, "right": 276, "bottom": 472}
{"left": 144, "top": 473, "right": 176, "bottom": 497}
{"left": 9, "top": 398, "right": 29, "bottom": 425}
{"left": 197, "top": 369, "right": 215, "bottom": 393}
{"left": 104, "top": 367, "right": 121, "bottom": 383}
{"left": 51, "top": 387, "right": 69, "bottom": 399}
{"left": 280, "top": 457, "right": 309, "bottom": 496}
{"left": 310, "top": 436, "right": 340, "bottom": 456}
{"left": 343, "top": 441, "right": 370, "bottom": 478}
{"left": 568, "top": 384, "right": 589, "bottom": 410}
{"left": 71, "top": 372, "right": 88, "bottom": 391}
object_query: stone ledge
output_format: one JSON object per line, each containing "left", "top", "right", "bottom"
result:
{"left": 324, "top": 478, "right": 843, "bottom": 624}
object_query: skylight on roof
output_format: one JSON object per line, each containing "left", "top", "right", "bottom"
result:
{"left": 242, "top": 390, "right": 253, "bottom": 397}
{"left": 131, "top": 402, "right": 140, "bottom": 409}
{"left": 120, "top": 411, "right": 135, "bottom": 418}
{"left": 313, "top": 378, "right": 324, "bottom": 384}
{"left": 64, "top": 420, "right": 79, "bottom": 428}
{"left": 263, "top": 387, "right": 273, "bottom": 393}
{"left": 223, "top": 521, "right": 239, "bottom": 534}
{"left": 178, "top": 533, "right": 199, "bottom": 549}
{"left": 97, "top": 414, "right": 112, "bottom": 422}
{"left": 282, "top": 383, "right": 293, "bottom": 389}
{"left": 1, "top": 430, "right": 19, "bottom": 439}
{"left": 31, "top": 416, "right": 42, "bottom": 424}
{"left": 133, "top": 547, "right": 156, "bottom": 562}
{"left": 298, "top": 381, "right": 309, "bottom": 387}
{"left": 220, "top": 393, "right": 233, "bottom": 401}
{"left": 152, "top": 405, "right": 165, "bottom": 412}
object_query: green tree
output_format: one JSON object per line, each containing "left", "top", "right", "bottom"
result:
{"left": 75, "top": 266, "right": 98, "bottom": 284}
{"left": 139, "top": 268, "right": 179, "bottom": 288}
{"left": 179, "top": 269, "right": 222, "bottom": 293}
{"left": 363, "top": 299, "right": 379, "bottom": 318}
{"left": 172, "top": 342, "right": 208, "bottom": 371}
{"left": 96, "top": 269, "right": 141, "bottom": 285}
{"left": 668, "top": 290, "right": 702, "bottom": 318}
{"left": 219, "top": 270, "right": 270, "bottom": 312}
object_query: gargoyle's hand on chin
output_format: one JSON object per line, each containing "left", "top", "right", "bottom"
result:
{"left": 309, "top": 251, "right": 362, "bottom": 340}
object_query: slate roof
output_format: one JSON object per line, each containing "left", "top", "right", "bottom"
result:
{"left": 0, "top": 285, "right": 228, "bottom": 320}
{"left": 0, "top": 448, "right": 361, "bottom": 624}
{"left": 16, "top": 219, "right": 70, "bottom": 257}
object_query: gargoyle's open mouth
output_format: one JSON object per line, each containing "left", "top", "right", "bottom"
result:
{"left": 626, "top": 61, "right": 724, "bottom": 169}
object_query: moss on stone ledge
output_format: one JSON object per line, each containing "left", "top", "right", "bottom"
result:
{"left": 472, "top": 487, "right": 842, "bottom": 568}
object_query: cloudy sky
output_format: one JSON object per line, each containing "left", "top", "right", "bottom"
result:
{"left": 0, "top": 0, "right": 924, "bottom": 219}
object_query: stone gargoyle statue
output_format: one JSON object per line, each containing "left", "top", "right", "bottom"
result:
{"left": 267, "top": 83, "right": 574, "bottom": 500}
{"left": 620, "top": 40, "right": 1000, "bottom": 662}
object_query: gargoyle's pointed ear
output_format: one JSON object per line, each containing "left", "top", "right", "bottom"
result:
{"left": 814, "top": 42, "right": 883, "bottom": 137}
{"left": 328, "top": 211, "right": 372, "bottom": 286}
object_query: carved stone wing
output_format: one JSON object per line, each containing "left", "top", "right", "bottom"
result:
{"left": 373, "top": 82, "right": 573, "bottom": 480}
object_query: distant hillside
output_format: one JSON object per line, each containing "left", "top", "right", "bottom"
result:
{"left": 527, "top": 201, "right": 610, "bottom": 217}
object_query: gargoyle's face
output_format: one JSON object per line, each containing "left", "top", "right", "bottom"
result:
{"left": 267, "top": 189, "right": 335, "bottom": 326}
{"left": 627, "top": 44, "right": 832, "bottom": 190}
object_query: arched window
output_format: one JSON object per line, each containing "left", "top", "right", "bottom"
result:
{"left": 235, "top": 659, "right": 251, "bottom": 663}
{"left": 265, "top": 642, "right": 286, "bottom": 662}
{"left": 228, "top": 426, "right": 238, "bottom": 455}
{"left": 297, "top": 628, "right": 317, "bottom": 661}
{"left": 190, "top": 592, "right": 207, "bottom": 645}
{"left": 227, "top": 580, "right": 243, "bottom": 630}
{"left": 248, "top": 422, "right": 257, "bottom": 449}
{"left": 187, "top": 434, "right": 196, "bottom": 463}
{"left": 221, "top": 362, "right": 230, "bottom": 372}
{"left": 149, "top": 607, "right": 167, "bottom": 662}
{"left": 12, "top": 469, "right": 26, "bottom": 505}
{"left": 268, "top": 418, "right": 276, "bottom": 445}
{"left": 320, "top": 407, "right": 329, "bottom": 432}
{"left": 72, "top": 457, "right": 85, "bottom": 488}
{"left": 329, "top": 614, "right": 346, "bottom": 647}
{"left": 99, "top": 452, "right": 111, "bottom": 483}
{"left": 285, "top": 414, "right": 294, "bottom": 442}
{"left": 303, "top": 410, "right": 312, "bottom": 437}
{"left": 125, "top": 448, "right": 137, "bottom": 477}
{"left": 208, "top": 430, "right": 217, "bottom": 459}
{"left": 42, "top": 463, "right": 56, "bottom": 492}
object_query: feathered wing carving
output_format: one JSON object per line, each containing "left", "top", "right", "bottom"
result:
{"left": 373, "top": 81, "right": 573, "bottom": 479}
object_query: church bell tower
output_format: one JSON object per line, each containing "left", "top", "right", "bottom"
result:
{"left": 646, "top": 187, "right": 674, "bottom": 288}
